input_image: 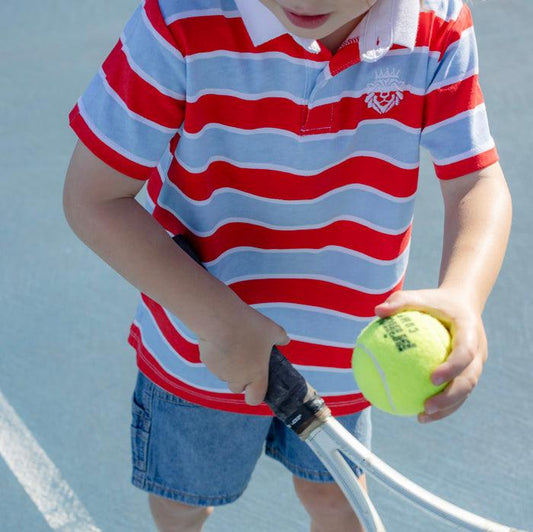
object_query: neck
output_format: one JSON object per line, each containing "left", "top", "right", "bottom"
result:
{"left": 319, "top": 13, "right": 367, "bottom": 53}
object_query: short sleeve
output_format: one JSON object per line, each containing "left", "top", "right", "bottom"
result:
{"left": 420, "top": 4, "right": 499, "bottom": 180}
{"left": 69, "top": 0, "right": 186, "bottom": 180}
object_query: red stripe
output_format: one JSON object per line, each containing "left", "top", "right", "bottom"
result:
{"left": 168, "top": 156, "right": 419, "bottom": 200}
{"left": 102, "top": 42, "right": 185, "bottom": 128}
{"left": 417, "top": 5, "right": 474, "bottom": 59}
{"left": 232, "top": 277, "right": 404, "bottom": 317}
{"left": 435, "top": 147, "right": 499, "bottom": 180}
{"left": 69, "top": 104, "right": 152, "bottom": 180}
{"left": 439, "top": 4, "right": 475, "bottom": 57}
{"left": 423, "top": 76, "right": 484, "bottom": 128}
{"left": 185, "top": 90, "right": 424, "bottom": 134}
{"left": 166, "top": 8, "right": 471, "bottom": 62}
{"left": 141, "top": 295, "right": 201, "bottom": 362}
{"left": 129, "top": 323, "right": 370, "bottom": 415}
{"left": 179, "top": 222, "right": 412, "bottom": 263}
{"left": 171, "top": 15, "right": 329, "bottom": 60}
{"left": 330, "top": 41, "right": 361, "bottom": 75}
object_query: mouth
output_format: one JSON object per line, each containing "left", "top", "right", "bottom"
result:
{"left": 282, "top": 8, "right": 332, "bottom": 29}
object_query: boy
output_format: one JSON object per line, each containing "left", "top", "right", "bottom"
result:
{"left": 64, "top": 0, "right": 512, "bottom": 530}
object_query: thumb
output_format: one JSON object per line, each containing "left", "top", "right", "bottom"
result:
{"left": 275, "top": 328, "right": 291, "bottom": 346}
{"left": 375, "top": 290, "right": 420, "bottom": 318}
{"left": 244, "top": 377, "right": 268, "bottom": 406}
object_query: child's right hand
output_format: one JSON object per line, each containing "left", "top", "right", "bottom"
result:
{"left": 197, "top": 307, "right": 290, "bottom": 406}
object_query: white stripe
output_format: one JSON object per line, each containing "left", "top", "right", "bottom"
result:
{"left": 187, "top": 87, "right": 308, "bottom": 105}
{"left": 182, "top": 119, "right": 421, "bottom": 141}
{"left": 169, "top": 211, "right": 412, "bottom": 238}
{"left": 120, "top": 36, "right": 185, "bottom": 100}
{"left": 77, "top": 99, "right": 157, "bottom": 167}
{"left": 177, "top": 151, "right": 419, "bottom": 175}
{"left": 98, "top": 68, "right": 177, "bottom": 134}
{"left": 0, "top": 389, "right": 101, "bottom": 531}
{"left": 422, "top": 103, "right": 487, "bottom": 135}
{"left": 432, "top": 138, "right": 496, "bottom": 166}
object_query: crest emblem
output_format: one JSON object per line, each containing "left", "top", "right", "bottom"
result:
{"left": 365, "top": 68, "right": 405, "bottom": 115}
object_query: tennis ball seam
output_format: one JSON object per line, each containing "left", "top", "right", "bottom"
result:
{"left": 355, "top": 341, "right": 397, "bottom": 414}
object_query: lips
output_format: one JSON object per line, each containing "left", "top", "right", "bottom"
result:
{"left": 282, "top": 8, "right": 331, "bottom": 29}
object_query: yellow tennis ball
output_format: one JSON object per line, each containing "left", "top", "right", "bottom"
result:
{"left": 352, "top": 311, "right": 452, "bottom": 416}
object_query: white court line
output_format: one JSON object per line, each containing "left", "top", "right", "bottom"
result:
{"left": 0, "top": 389, "right": 102, "bottom": 532}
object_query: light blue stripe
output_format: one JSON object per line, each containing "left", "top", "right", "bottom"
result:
{"left": 122, "top": 4, "right": 186, "bottom": 95}
{"left": 159, "top": 0, "right": 237, "bottom": 18}
{"left": 187, "top": 54, "right": 321, "bottom": 101}
{"left": 254, "top": 305, "right": 368, "bottom": 346}
{"left": 204, "top": 248, "right": 408, "bottom": 292}
{"left": 157, "top": 183, "right": 415, "bottom": 234}
{"left": 421, "top": 108, "right": 492, "bottom": 160}
{"left": 429, "top": 29, "right": 478, "bottom": 89}
{"left": 80, "top": 74, "right": 176, "bottom": 162}
{"left": 135, "top": 302, "right": 360, "bottom": 395}
{"left": 186, "top": 50, "right": 437, "bottom": 100}
{"left": 300, "top": 369, "right": 358, "bottom": 396}
{"left": 177, "top": 122, "right": 420, "bottom": 171}
{"left": 321, "top": 52, "right": 439, "bottom": 99}
{"left": 164, "top": 302, "right": 370, "bottom": 347}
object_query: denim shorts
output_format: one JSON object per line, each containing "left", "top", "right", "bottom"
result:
{"left": 130, "top": 371, "right": 371, "bottom": 506}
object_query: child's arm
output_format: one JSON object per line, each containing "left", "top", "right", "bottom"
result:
{"left": 375, "top": 161, "right": 512, "bottom": 423}
{"left": 63, "top": 141, "right": 289, "bottom": 405}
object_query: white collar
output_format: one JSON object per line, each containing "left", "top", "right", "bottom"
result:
{"left": 234, "top": 0, "right": 420, "bottom": 61}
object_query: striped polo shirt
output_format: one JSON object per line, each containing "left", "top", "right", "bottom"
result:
{"left": 69, "top": 0, "right": 498, "bottom": 415}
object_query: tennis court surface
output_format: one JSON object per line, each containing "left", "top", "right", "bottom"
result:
{"left": 1, "top": 1, "right": 531, "bottom": 530}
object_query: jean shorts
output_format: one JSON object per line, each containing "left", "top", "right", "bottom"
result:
{"left": 130, "top": 371, "right": 372, "bottom": 506}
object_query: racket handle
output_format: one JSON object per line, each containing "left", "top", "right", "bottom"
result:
{"left": 171, "top": 234, "right": 330, "bottom": 435}
{"left": 265, "top": 347, "right": 329, "bottom": 435}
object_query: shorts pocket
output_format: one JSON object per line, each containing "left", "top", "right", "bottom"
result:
{"left": 130, "top": 390, "right": 151, "bottom": 473}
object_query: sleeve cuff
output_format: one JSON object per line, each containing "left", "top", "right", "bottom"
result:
{"left": 69, "top": 103, "right": 153, "bottom": 181}
{"left": 434, "top": 146, "right": 499, "bottom": 180}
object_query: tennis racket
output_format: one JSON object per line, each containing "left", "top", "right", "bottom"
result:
{"left": 172, "top": 234, "right": 526, "bottom": 532}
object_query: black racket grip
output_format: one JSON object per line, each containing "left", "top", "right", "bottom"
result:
{"left": 171, "top": 234, "right": 327, "bottom": 433}
{"left": 265, "top": 347, "right": 327, "bottom": 433}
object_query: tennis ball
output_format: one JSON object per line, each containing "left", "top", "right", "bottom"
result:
{"left": 352, "top": 311, "right": 452, "bottom": 416}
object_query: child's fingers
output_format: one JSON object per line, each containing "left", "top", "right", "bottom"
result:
{"left": 374, "top": 290, "right": 422, "bottom": 317}
{"left": 424, "top": 356, "right": 483, "bottom": 416}
{"left": 374, "top": 290, "right": 452, "bottom": 326}
{"left": 418, "top": 399, "right": 466, "bottom": 423}
{"left": 430, "top": 319, "right": 480, "bottom": 385}
{"left": 244, "top": 377, "right": 268, "bottom": 406}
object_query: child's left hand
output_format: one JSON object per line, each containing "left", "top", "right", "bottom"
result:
{"left": 374, "top": 288, "right": 487, "bottom": 424}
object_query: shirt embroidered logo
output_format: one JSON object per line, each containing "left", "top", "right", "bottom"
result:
{"left": 365, "top": 68, "right": 405, "bottom": 115}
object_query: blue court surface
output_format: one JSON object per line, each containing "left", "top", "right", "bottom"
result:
{"left": 1, "top": 1, "right": 531, "bottom": 531}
